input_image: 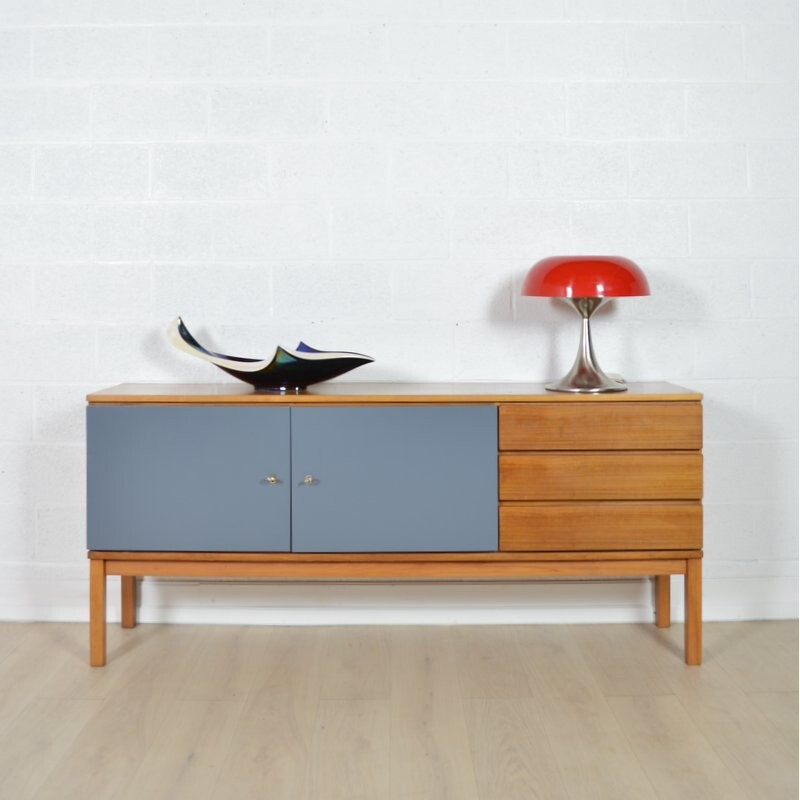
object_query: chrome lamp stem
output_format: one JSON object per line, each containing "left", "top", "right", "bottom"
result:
{"left": 546, "top": 297, "right": 627, "bottom": 393}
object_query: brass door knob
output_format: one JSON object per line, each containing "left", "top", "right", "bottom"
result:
{"left": 303, "top": 474, "right": 315, "bottom": 485}
{"left": 265, "top": 474, "right": 279, "bottom": 485}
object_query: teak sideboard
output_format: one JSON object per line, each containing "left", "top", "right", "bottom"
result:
{"left": 86, "top": 382, "right": 703, "bottom": 667}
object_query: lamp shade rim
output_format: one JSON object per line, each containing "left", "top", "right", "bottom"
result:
{"left": 522, "top": 255, "right": 650, "bottom": 298}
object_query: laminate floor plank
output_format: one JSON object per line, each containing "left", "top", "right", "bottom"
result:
{"left": 746, "top": 690, "right": 799, "bottom": 752}
{"left": 177, "top": 625, "right": 268, "bottom": 702}
{"left": 628, "top": 626, "right": 798, "bottom": 800}
{"left": 463, "top": 698, "right": 569, "bottom": 800}
{"left": 308, "top": 699, "right": 391, "bottom": 800}
{"left": 573, "top": 623, "right": 675, "bottom": 698}
{"left": 36, "top": 622, "right": 172, "bottom": 701}
{"left": 772, "top": 618, "right": 799, "bottom": 651}
{"left": 32, "top": 625, "right": 206, "bottom": 799}
{"left": 210, "top": 628, "right": 324, "bottom": 799}
{"left": 0, "top": 624, "right": 74, "bottom": 735}
{"left": 0, "top": 621, "right": 33, "bottom": 664}
{"left": 210, "top": 704, "right": 315, "bottom": 800}
{"left": 0, "top": 621, "right": 795, "bottom": 800}
{"left": 0, "top": 696, "right": 104, "bottom": 798}
{"left": 120, "top": 698, "right": 246, "bottom": 800}
{"left": 239, "top": 626, "right": 325, "bottom": 723}
{"left": 319, "top": 626, "right": 391, "bottom": 701}
{"left": 389, "top": 627, "right": 481, "bottom": 800}
{"left": 116, "top": 626, "right": 265, "bottom": 799}
{"left": 452, "top": 626, "right": 532, "bottom": 700}
{"left": 609, "top": 694, "right": 752, "bottom": 800}
{"left": 704, "top": 620, "right": 799, "bottom": 693}
{"left": 516, "top": 625, "right": 659, "bottom": 800}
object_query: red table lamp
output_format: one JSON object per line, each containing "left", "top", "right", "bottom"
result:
{"left": 522, "top": 255, "right": 650, "bottom": 393}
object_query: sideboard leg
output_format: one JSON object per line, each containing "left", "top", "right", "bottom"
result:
{"left": 121, "top": 575, "right": 137, "bottom": 629}
{"left": 89, "top": 558, "right": 107, "bottom": 667}
{"left": 655, "top": 574, "right": 671, "bottom": 628}
{"left": 684, "top": 559, "right": 702, "bottom": 666}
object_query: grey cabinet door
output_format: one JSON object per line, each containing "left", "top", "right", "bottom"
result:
{"left": 291, "top": 405, "right": 498, "bottom": 552}
{"left": 87, "top": 406, "right": 290, "bottom": 552}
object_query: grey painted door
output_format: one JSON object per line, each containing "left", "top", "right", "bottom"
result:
{"left": 291, "top": 405, "right": 498, "bottom": 552}
{"left": 87, "top": 406, "right": 290, "bottom": 551}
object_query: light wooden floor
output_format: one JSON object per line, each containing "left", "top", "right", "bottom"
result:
{"left": 0, "top": 620, "right": 796, "bottom": 799}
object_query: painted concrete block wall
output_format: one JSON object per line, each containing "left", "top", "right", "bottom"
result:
{"left": 0, "top": 0, "right": 797, "bottom": 623}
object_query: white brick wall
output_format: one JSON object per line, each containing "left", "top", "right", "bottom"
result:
{"left": 33, "top": 26, "right": 152, "bottom": 81}
{"left": 0, "top": 0, "right": 796, "bottom": 623}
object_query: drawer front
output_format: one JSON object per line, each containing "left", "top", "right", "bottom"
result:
{"left": 500, "top": 502, "right": 702, "bottom": 551}
{"left": 499, "top": 452, "right": 703, "bottom": 501}
{"left": 499, "top": 402, "right": 702, "bottom": 451}
{"left": 290, "top": 405, "right": 498, "bottom": 552}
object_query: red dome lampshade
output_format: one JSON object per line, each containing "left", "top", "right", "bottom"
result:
{"left": 521, "top": 255, "right": 650, "bottom": 393}
{"left": 521, "top": 255, "right": 650, "bottom": 299}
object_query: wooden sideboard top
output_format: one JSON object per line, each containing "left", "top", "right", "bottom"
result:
{"left": 87, "top": 381, "right": 701, "bottom": 405}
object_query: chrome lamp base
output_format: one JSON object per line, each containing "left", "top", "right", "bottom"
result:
{"left": 546, "top": 297, "right": 627, "bottom": 393}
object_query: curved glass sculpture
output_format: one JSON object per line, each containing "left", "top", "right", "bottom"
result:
{"left": 167, "top": 317, "right": 374, "bottom": 391}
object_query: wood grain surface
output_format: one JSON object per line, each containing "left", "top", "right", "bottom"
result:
{"left": 90, "top": 550, "right": 701, "bottom": 562}
{"left": 499, "top": 401, "right": 702, "bottom": 450}
{"left": 102, "top": 557, "right": 689, "bottom": 580}
{"left": 2, "top": 621, "right": 793, "bottom": 799}
{"left": 499, "top": 452, "right": 703, "bottom": 501}
{"left": 499, "top": 502, "right": 702, "bottom": 551}
{"left": 87, "top": 381, "right": 702, "bottom": 405}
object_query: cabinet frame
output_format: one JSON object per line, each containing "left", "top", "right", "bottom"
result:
{"left": 86, "top": 381, "right": 703, "bottom": 668}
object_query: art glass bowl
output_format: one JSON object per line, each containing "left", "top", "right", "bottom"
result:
{"left": 167, "top": 317, "right": 374, "bottom": 391}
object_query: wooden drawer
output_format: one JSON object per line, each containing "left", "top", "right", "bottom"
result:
{"left": 499, "top": 402, "right": 702, "bottom": 451}
{"left": 499, "top": 452, "right": 703, "bottom": 501}
{"left": 499, "top": 502, "right": 702, "bottom": 551}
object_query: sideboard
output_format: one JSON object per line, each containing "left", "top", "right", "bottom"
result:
{"left": 86, "top": 382, "right": 703, "bottom": 667}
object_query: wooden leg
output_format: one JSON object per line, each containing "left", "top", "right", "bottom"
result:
{"left": 655, "top": 574, "right": 671, "bottom": 628}
{"left": 121, "top": 575, "right": 137, "bottom": 629}
{"left": 89, "top": 558, "right": 107, "bottom": 667}
{"left": 684, "top": 558, "right": 702, "bottom": 666}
